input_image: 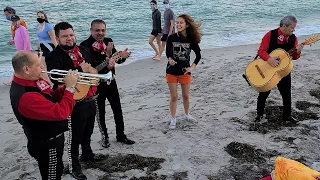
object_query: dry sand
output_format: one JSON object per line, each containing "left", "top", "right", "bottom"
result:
{"left": 1, "top": 35, "right": 320, "bottom": 180}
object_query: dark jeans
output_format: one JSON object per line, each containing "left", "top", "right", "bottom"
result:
{"left": 29, "top": 135, "right": 65, "bottom": 180}
{"left": 97, "top": 80, "right": 125, "bottom": 141}
{"left": 40, "top": 43, "right": 55, "bottom": 57}
{"left": 257, "top": 73, "right": 291, "bottom": 119}
{"left": 70, "top": 100, "right": 96, "bottom": 172}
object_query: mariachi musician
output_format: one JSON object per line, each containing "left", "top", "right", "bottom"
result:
{"left": 46, "top": 21, "right": 105, "bottom": 180}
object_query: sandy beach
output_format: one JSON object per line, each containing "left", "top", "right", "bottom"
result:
{"left": 1, "top": 35, "right": 320, "bottom": 180}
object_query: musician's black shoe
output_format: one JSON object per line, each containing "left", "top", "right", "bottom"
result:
{"left": 117, "top": 136, "right": 135, "bottom": 145}
{"left": 80, "top": 153, "right": 107, "bottom": 162}
{"left": 254, "top": 114, "right": 263, "bottom": 122}
{"left": 72, "top": 170, "right": 87, "bottom": 180}
{"left": 101, "top": 139, "right": 110, "bottom": 148}
{"left": 283, "top": 116, "right": 298, "bottom": 125}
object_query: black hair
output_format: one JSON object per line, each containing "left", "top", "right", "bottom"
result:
{"left": 150, "top": 0, "right": 157, "bottom": 4}
{"left": 4, "top": 7, "right": 16, "bottom": 14}
{"left": 54, "top": 22, "right": 73, "bottom": 37}
{"left": 90, "top": 19, "right": 106, "bottom": 27}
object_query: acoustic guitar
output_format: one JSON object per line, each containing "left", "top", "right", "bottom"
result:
{"left": 244, "top": 34, "right": 320, "bottom": 92}
{"left": 73, "top": 52, "right": 122, "bottom": 100}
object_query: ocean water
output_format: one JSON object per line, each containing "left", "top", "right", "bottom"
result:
{"left": 0, "top": 0, "right": 319, "bottom": 76}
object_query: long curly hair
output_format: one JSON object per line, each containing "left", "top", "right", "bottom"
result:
{"left": 177, "top": 14, "right": 201, "bottom": 44}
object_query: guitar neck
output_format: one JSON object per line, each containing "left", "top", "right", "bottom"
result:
{"left": 287, "top": 47, "right": 297, "bottom": 56}
{"left": 94, "top": 52, "right": 120, "bottom": 72}
{"left": 287, "top": 42, "right": 303, "bottom": 56}
{"left": 95, "top": 59, "right": 109, "bottom": 72}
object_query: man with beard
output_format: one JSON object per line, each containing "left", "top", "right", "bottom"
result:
{"left": 80, "top": 19, "right": 135, "bottom": 148}
{"left": 46, "top": 22, "right": 106, "bottom": 180}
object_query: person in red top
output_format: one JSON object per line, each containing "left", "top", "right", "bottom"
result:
{"left": 255, "top": 15, "right": 304, "bottom": 123}
{"left": 46, "top": 22, "right": 106, "bottom": 180}
{"left": 9, "top": 50, "right": 78, "bottom": 180}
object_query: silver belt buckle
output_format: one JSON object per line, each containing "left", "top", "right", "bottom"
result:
{"left": 101, "top": 72, "right": 114, "bottom": 85}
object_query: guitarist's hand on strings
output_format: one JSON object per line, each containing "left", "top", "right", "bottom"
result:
{"left": 80, "top": 62, "right": 91, "bottom": 72}
{"left": 267, "top": 57, "right": 279, "bottom": 67}
{"left": 107, "top": 58, "right": 116, "bottom": 69}
{"left": 64, "top": 70, "right": 79, "bottom": 88}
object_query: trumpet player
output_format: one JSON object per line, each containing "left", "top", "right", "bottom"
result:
{"left": 46, "top": 22, "right": 105, "bottom": 180}
{"left": 9, "top": 50, "right": 78, "bottom": 180}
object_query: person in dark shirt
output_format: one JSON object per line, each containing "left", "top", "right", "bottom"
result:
{"left": 46, "top": 22, "right": 106, "bottom": 180}
{"left": 165, "top": 14, "right": 201, "bottom": 129}
{"left": 149, "top": 0, "right": 162, "bottom": 60}
{"left": 80, "top": 19, "right": 135, "bottom": 148}
{"left": 157, "top": 0, "right": 174, "bottom": 60}
{"left": 10, "top": 50, "right": 78, "bottom": 180}
{"left": 254, "top": 15, "right": 304, "bottom": 124}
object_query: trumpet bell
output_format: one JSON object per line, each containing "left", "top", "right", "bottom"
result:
{"left": 42, "top": 69, "right": 113, "bottom": 86}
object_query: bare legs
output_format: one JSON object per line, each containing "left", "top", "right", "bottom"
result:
{"left": 181, "top": 83, "right": 190, "bottom": 114}
{"left": 158, "top": 41, "right": 166, "bottom": 60}
{"left": 168, "top": 83, "right": 178, "bottom": 118}
{"left": 168, "top": 83, "right": 191, "bottom": 118}
{"left": 149, "top": 35, "right": 161, "bottom": 60}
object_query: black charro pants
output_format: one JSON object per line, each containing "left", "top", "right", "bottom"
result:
{"left": 70, "top": 100, "right": 96, "bottom": 172}
{"left": 257, "top": 73, "right": 291, "bottom": 119}
{"left": 96, "top": 80, "right": 125, "bottom": 141}
{"left": 28, "top": 135, "right": 65, "bottom": 180}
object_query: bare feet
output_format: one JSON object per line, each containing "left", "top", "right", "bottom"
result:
{"left": 152, "top": 55, "right": 161, "bottom": 61}
{"left": 3, "top": 81, "right": 12, "bottom": 86}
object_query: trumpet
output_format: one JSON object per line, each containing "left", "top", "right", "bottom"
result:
{"left": 42, "top": 69, "right": 113, "bottom": 86}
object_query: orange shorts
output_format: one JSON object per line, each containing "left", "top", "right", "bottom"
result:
{"left": 166, "top": 74, "right": 191, "bottom": 84}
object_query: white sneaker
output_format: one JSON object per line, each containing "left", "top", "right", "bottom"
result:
{"left": 184, "top": 113, "right": 196, "bottom": 121}
{"left": 169, "top": 118, "right": 176, "bottom": 129}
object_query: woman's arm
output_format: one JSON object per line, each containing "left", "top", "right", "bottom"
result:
{"left": 48, "top": 30, "right": 58, "bottom": 47}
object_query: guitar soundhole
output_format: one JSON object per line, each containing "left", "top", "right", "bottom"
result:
{"left": 255, "top": 65, "right": 265, "bottom": 79}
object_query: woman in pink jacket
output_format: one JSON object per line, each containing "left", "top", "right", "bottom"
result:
{"left": 3, "top": 15, "right": 32, "bottom": 86}
{"left": 11, "top": 15, "right": 32, "bottom": 51}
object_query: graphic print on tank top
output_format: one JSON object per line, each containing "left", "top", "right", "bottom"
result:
{"left": 172, "top": 42, "right": 190, "bottom": 61}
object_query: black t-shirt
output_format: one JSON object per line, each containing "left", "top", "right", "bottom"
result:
{"left": 166, "top": 33, "right": 201, "bottom": 75}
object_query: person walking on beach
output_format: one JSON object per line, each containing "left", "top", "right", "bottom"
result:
{"left": 80, "top": 19, "right": 135, "bottom": 148}
{"left": 3, "top": 7, "right": 27, "bottom": 45}
{"left": 155, "top": 0, "right": 174, "bottom": 61}
{"left": 10, "top": 50, "right": 78, "bottom": 180}
{"left": 149, "top": 0, "right": 162, "bottom": 60}
{"left": 3, "top": 15, "right": 32, "bottom": 86}
{"left": 46, "top": 22, "right": 106, "bottom": 180}
{"left": 35, "top": 11, "right": 58, "bottom": 57}
{"left": 254, "top": 15, "right": 304, "bottom": 124}
{"left": 165, "top": 14, "right": 202, "bottom": 129}
{"left": 11, "top": 15, "right": 32, "bottom": 51}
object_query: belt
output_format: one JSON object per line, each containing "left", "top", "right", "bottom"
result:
{"left": 48, "top": 133, "right": 63, "bottom": 141}
{"left": 76, "top": 94, "right": 99, "bottom": 103}
{"left": 101, "top": 75, "right": 115, "bottom": 83}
